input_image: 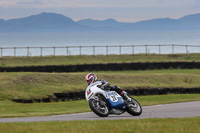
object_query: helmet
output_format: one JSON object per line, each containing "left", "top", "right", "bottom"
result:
{"left": 85, "top": 73, "right": 97, "bottom": 85}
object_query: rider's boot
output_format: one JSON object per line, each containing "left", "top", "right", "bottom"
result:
{"left": 120, "top": 91, "right": 132, "bottom": 102}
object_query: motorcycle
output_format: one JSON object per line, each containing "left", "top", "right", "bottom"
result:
{"left": 85, "top": 81, "right": 142, "bottom": 117}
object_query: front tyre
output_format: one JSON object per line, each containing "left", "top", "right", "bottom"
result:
{"left": 127, "top": 98, "right": 142, "bottom": 116}
{"left": 89, "top": 98, "right": 109, "bottom": 117}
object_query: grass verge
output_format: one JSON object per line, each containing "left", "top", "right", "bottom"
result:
{"left": 0, "top": 69, "right": 200, "bottom": 99}
{"left": 0, "top": 53, "right": 200, "bottom": 67}
{"left": 0, "top": 94, "right": 200, "bottom": 118}
{"left": 0, "top": 117, "right": 200, "bottom": 133}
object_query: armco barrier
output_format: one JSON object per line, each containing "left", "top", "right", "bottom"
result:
{"left": 12, "top": 87, "right": 200, "bottom": 103}
{"left": 1, "top": 61, "right": 200, "bottom": 73}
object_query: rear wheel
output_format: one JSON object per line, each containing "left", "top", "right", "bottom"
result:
{"left": 126, "top": 98, "right": 142, "bottom": 116}
{"left": 89, "top": 97, "right": 109, "bottom": 117}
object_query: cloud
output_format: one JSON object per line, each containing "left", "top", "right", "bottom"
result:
{"left": 38, "top": 0, "right": 200, "bottom": 8}
{"left": 0, "top": 0, "right": 43, "bottom": 8}
{"left": 0, "top": 0, "right": 199, "bottom": 8}
{"left": 17, "top": 0, "right": 43, "bottom": 5}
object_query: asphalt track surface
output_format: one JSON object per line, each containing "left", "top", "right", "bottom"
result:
{"left": 0, "top": 101, "right": 200, "bottom": 123}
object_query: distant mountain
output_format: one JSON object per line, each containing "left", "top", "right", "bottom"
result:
{"left": 0, "top": 12, "right": 200, "bottom": 32}
{"left": 0, "top": 19, "right": 5, "bottom": 23}
{"left": 178, "top": 13, "right": 200, "bottom": 22}
{"left": 77, "top": 18, "right": 126, "bottom": 29}
{"left": 132, "top": 18, "right": 176, "bottom": 30}
{"left": 0, "top": 12, "right": 87, "bottom": 32}
{"left": 78, "top": 13, "right": 200, "bottom": 31}
{"left": 129, "top": 13, "right": 200, "bottom": 30}
{"left": 0, "top": 19, "right": 6, "bottom": 32}
{"left": 176, "top": 13, "right": 200, "bottom": 29}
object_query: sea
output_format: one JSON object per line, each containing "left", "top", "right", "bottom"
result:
{"left": 0, "top": 31, "right": 200, "bottom": 56}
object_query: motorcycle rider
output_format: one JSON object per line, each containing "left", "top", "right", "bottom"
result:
{"left": 85, "top": 73, "right": 132, "bottom": 102}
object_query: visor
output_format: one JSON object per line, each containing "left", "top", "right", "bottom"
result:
{"left": 86, "top": 77, "right": 94, "bottom": 85}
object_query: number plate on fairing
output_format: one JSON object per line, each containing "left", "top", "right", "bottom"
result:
{"left": 105, "top": 91, "right": 121, "bottom": 102}
{"left": 105, "top": 91, "right": 126, "bottom": 110}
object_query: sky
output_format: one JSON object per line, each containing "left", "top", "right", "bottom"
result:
{"left": 0, "top": 0, "right": 200, "bottom": 22}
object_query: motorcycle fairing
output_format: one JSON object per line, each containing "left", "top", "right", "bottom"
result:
{"left": 104, "top": 90, "right": 126, "bottom": 110}
{"left": 85, "top": 81, "right": 106, "bottom": 101}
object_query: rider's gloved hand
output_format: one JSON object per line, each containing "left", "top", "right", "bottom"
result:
{"left": 101, "top": 82, "right": 111, "bottom": 90}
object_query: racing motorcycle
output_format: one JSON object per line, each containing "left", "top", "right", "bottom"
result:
{"left": 85, "top": 81, "right": 142, "bottom": 117}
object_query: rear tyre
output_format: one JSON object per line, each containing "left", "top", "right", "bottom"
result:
{"left": 89, "top": 98, "right": 109, "bottom": 117}
{"left": 127, "top": 98, "right": 142, "bottom": 116}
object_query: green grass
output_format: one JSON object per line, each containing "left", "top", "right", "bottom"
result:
{"left": 0, "top": 69, "right": 200, "bottom": 100}
{"left": 0, "top": 53, "right": 200, "bottom": 67}
{"left": 0, "top": 94, "right": 200, "bottom": 118}
{"left": 136, "top": 94, "right": 200, "bottom": 106}
{"left": 0, "top": 100, "right": 88, "bottom": 118}
{"left": 0, "top": 117, "right": 200, "bottom": 133}
{"left": 0, "top": 54, "right": 199, "bottom": 132}
{"left": 93, "top": 68, "right": 200, "bottom": 74}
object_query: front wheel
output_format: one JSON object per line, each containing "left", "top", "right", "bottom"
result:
{"left": 126, "top": 97, "right": 142, "bottom": 116}
{"left": 89, "top": 98, "right": 109, "bottom": 117}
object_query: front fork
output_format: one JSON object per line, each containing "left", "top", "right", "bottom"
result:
{"left": 94, "top": 94, "right": 108, "bottom": 107}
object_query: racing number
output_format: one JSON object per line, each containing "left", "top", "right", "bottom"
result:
{"left": 111, "top": 95, "right": 117, "bottom": 102}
